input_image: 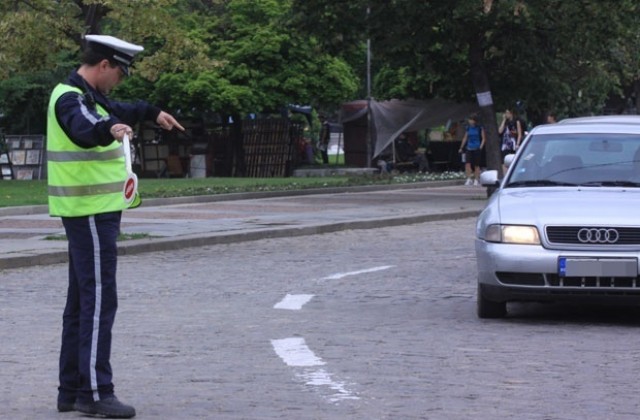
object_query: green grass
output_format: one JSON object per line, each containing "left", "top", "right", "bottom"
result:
{"left": 138, "top": 176, "right": 354, "bottom": 198}
{"left": 0, "top": 180, "right": 47, "bottom": 206}
{"left": 0, "top": 171, "right": 465, "bottom": 208}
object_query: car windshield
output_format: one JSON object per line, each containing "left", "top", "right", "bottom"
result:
{"left": 505, "top": 133, "right": 640, "bottom": 187}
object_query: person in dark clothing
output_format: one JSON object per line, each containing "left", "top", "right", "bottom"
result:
{"left": 498, "top": 108, "right": 522, "bottom": 159}
{"left": 318, "top": 116, "right": 331, "bottom": 164}
{"left": 459, "top": 115, "right": 486, "bottom": 185}
{"left": 395, "top": 133, "right": 429, "bottom": 172}
{"left": 49, "top": 34, "right": 183, "bottom": 418}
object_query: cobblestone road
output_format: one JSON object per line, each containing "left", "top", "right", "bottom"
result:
{"left": 2, "top": 218, "right": 640, "bottom": 419}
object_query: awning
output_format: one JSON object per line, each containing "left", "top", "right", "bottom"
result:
{"left": 340, "top": 98, "right": 479, "bottom": 158}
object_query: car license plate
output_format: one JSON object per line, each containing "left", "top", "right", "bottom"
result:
{"left": 558, "top": 257, "right": 638, "bottom": 277}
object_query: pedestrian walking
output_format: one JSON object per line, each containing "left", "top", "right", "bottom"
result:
{"left": 318, "top": 115, "right": 331, "bottom": 164}
{"left": 47, "top": 34, "right": 184, "bottom": 418}
{"left": 458, "top": 114, "right": 486, "bottom": 186}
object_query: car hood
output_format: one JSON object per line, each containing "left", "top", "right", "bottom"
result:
{"left": 494, "top": 187, "right": 640, "bottom": 226}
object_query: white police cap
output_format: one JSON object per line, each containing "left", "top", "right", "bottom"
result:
{"left": 84, "top": 34, "right": 144, "bottom": 76}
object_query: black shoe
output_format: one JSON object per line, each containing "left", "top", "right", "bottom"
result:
{"left": 75, "top": 396, "right": 136, "bottom": 418}
{"left": 57, "top": 392, "right": 76, "bottom": 412}
{"left": 57, "top": 400, "right": 76, "bottom": 412}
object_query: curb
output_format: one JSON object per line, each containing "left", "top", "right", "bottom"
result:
{"left": 0, "top": 179, "right": 464, "bottom": 216}
{"left": 0, "top": 209, "right": 479, "bottom": 270}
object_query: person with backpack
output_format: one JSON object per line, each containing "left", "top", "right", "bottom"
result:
{"left": 498, "top": 108, "right": 523, "bottom": 160}
{"left": 458, "top": 114, "right": 486, "bottom": 186}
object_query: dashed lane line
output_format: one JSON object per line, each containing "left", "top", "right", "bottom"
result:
{"left": 274, "top": 294, "right": 315, "bottom": 310}
{"left": 271, "top": 265, "right": 393, "bottom": 403}
{"left": 271, "top": 337, "right": 359, "bottom": 402}
{"left": 320, "top": 265, "right": 394, "bottom": 280}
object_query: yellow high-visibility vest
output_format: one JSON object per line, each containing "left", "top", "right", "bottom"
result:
{"left": 47, "top": 83, "right": 140, "bottom": 217}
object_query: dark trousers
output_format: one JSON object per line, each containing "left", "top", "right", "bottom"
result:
{"left": 320, "top": 149, "right": 329, "bottom": 164}
{"left": 59, "top": 211, "right": 121, "bottom": 403}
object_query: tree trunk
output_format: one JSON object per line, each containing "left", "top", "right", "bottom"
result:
{"left": 82, "top": 3, "right": 108, "bottom": 35}
{"left": 231, "top": 114, "right": 246, "bottom": 176}
{"left": 468, "top": 40, "right": 502, "bottom": 176}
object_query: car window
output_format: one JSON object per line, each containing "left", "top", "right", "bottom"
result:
{"left": 507, "top": 133, "right": 640, "bottom": 186}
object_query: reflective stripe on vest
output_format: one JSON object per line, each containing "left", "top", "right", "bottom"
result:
{"left": 47, "top": 148, "right": 125, "bottom": 162}
{"left": 48, "top": 181, "right": 124, "bottom": 197}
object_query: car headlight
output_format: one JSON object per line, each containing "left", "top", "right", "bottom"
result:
{"left": 485, "top": 224, "right": 540, "bottom": 245}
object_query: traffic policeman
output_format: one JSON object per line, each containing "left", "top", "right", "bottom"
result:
{"left": 48, "top": 34, "right": 184, "bottom": 418}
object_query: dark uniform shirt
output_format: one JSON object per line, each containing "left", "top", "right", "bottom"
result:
{"left": 54, "top": 70, "right": 161, "bottom": 149}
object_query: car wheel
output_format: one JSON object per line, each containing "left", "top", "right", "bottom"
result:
{"left": 477, "top": 285, "right": 507, "bottom": 318}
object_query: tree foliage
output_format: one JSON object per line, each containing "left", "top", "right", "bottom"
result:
{"left": 2, "top": 0, "right": 640, "bottom": 145}
{"left": 0, "top": 0, "right": 358, "bottom": 133}
{"left": 292, "top": 0, "right": 640, "bottom": 170}
{"left": 293, "top": 0, "right": 640, "bottom": 119}
{"left": 156, "top": 0, "right": 359, "bottom": 117}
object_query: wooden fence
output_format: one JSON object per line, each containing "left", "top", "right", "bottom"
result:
{"left": 242, "top": 119, "right": 302, "bottom": 177}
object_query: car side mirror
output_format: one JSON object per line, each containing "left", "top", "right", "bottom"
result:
{"left": 479, "top": 170, "right": 499, "bottom": 186}
{"left": 504, "top": 154, "right": 515, "bottom": 168}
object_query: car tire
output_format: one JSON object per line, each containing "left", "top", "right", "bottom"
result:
{"left": 477, "top": 285, "right": 507, "bottom": 318}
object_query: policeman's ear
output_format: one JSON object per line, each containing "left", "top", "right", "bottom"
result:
{"left": 98, "top": 59, "right": 113, "bottom": 73}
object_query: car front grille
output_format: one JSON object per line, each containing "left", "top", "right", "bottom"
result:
{"left": 497, "top": 272, "right": 640, "bottom": 288}
{"left": 546, "top": 226, "right": 640, "bottom": 245}
{"left": 547, "top": 274, "right": 640, "bottom": 288}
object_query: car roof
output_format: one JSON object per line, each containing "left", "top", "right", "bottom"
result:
{"left": 557, "top": 115, "right": 640, "bottom": 125}
{"left": 528, "top": 121, "right": 640, "bottom": 136}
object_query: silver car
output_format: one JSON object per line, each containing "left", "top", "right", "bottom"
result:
{"left": 476, "top": 120, "right": 640, "bottom": 318}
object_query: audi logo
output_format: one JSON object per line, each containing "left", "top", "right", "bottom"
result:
{"left": 577, "top": 228, "right": 620, "bottom": 244}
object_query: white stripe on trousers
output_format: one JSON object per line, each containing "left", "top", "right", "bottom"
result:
{"left": 88, "top": 216, "right": 102, "bottom": 401}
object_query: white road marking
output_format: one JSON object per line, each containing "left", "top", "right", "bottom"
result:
{"left": 272, "top": 265, "right": 389, "bottom": 402}
{"left": 297, "top": 369, "right": 360, "bottom": 402}
{"left": 271, "top": 337, "right": 359, "bottom": 402}
{"left": 274, "top": 294, "right": 315, "bottom": 310}
{"left": 320, "top": 265, "right": 394, "bottom": 280}
{"left": 271, "top": 337, "right": 325, "bottom": 367}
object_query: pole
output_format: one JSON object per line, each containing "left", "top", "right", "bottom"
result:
{"left": 366, "top": 39, "right": 371, "bottom": 97}
{"left": 365, "top": 6, "right": 372, "bottom": 168}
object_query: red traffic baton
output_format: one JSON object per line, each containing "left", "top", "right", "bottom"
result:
{"left": 122, "top": 134, "right": 138, "bottom": 205}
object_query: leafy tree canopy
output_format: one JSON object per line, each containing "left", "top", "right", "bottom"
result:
{"left": 3, "top": 0, "right": 640, "bottom": 139}
{"left": 0, "top": 0, "right": 358, "bottom": 133}
{"left": 293, "top": 0, "right": 640, "bottom": 121}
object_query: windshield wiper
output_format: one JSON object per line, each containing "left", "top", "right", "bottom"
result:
{"left": 579, "top": 180, "right": 640, "bottom": 187}
{"left": 506, "top": 180, "right": 578, "bottom": 187}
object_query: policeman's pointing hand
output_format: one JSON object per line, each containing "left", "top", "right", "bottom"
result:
{"left": 156, "top": 111, "right": 185, "bottom": 132}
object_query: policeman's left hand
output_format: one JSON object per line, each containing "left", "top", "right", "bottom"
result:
{"left": 157, "top": 111, "right": 185, "bottom": 132}
{"left": 110, "top": 124, "right": 134, "bottom": 142}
